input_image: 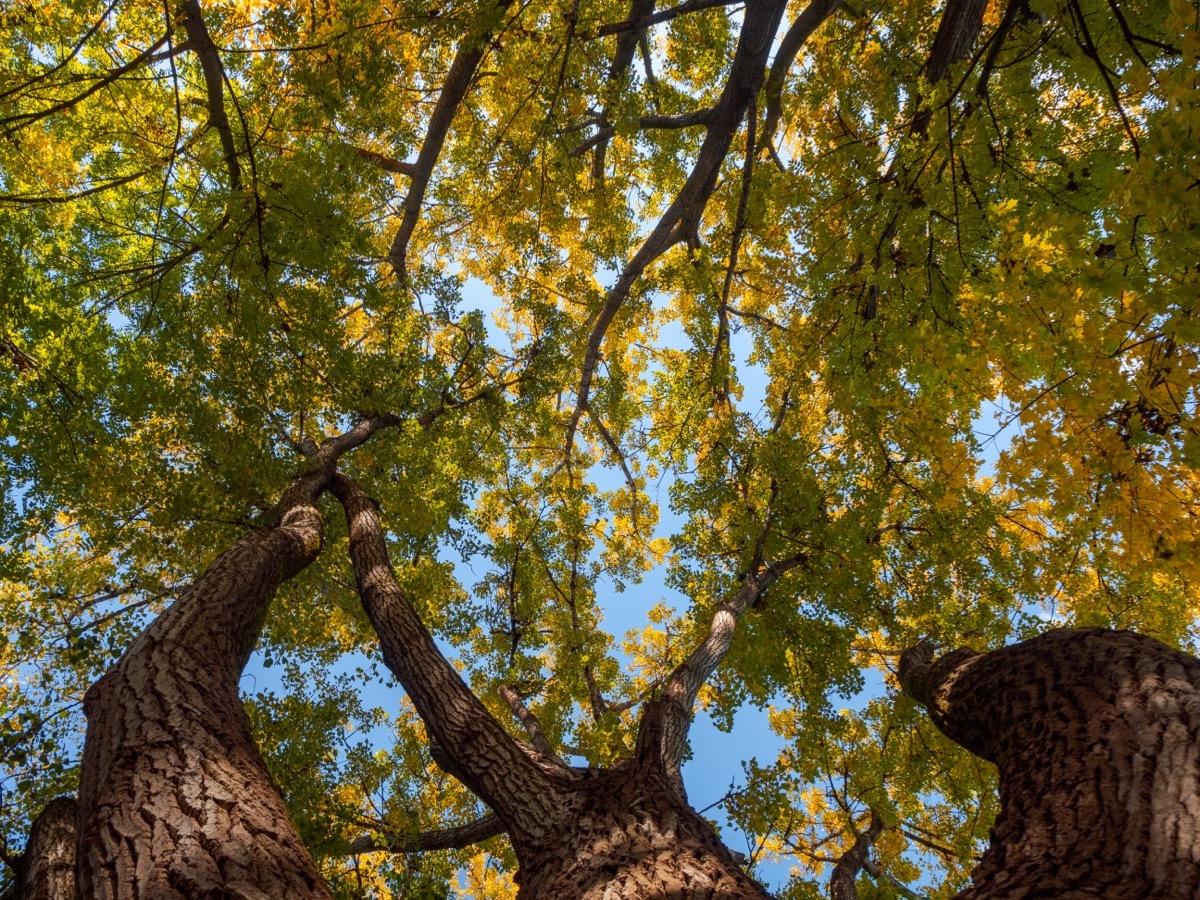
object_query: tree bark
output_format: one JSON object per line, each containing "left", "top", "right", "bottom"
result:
{"left": 2, "top": 796, "right": 76, "bottom": 900}
{"left": 77, "top": 480, "right": 331, "bottom": 899}
{"left": 503, "top": 703, "right": 769, "bottom": 899}
{"left": 900, "top": 628, "right": 1200, "bottom": 899}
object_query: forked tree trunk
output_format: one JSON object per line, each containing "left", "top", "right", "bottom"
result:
{"left": 1, "top": 796, "right": 76, "bottom": 900}
{"left": 333, "top": 474, "right": 768, "bottom": 899}
{"left": 77, "top": 484, "right": 331, "bottom": 899}
{"left": 508, "top": 704, "right": 769, "bottom": 899}
{"left": 900, "top": 628, "right": 1200, "bottom": 899}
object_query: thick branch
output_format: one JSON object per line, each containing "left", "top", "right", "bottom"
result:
{"left": 179, "top": 0, "right": 242, "bottom": 189}
{"left": 331, "top": 474, "right": 566, "bottom": 840}
{"left": 567, "top": 0, "right": 788, "bottom": 450}
{"left": 911, "top": 0, "right": 989, "bottom": 136}
{"left": 763, "top": 0, "right": 841, "bottom": 141}
{"left": 658, "top": 554, "right": 803, "bottom": 794}
{"left": 346, "top": 812, "right": 505, "bottom": 855}
{"left": 388, "top": 0, "right": 514, "bottom": 280}
{"left": 923, "top": 0, "right": 991, "bottom": 83}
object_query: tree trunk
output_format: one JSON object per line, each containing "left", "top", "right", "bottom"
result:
{"left": 76, "top": 486, "right": 331, "bottom": 899}
{"left": 509, "top": 705, "right": 769, "bottom": 899}
{"left": 2, "top": 796, "right": 76, "bottom": 900}
{"left": 900, "top": 628, "right": 1200, "bottom": 899}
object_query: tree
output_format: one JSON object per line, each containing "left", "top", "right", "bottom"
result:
{"left": 0, "top": 0, "right": 1197, "bottom": 896}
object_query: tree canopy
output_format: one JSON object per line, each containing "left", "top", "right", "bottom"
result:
{"left": 1, "top": 0, "right": 1198, "bottom": 895}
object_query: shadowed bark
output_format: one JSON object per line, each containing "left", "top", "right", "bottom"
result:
{"left": 333, "top": 472, "right": 770, "bottom": 898}
{"left": 77, "top": 478, "right": 331, "bottom": 899}
{"left": 900, "top": 628, "right": 1200, "bottom": 899}
{"left": 1, "top": 796, "right": 76, "bottom": 900}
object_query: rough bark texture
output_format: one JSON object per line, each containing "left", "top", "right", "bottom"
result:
{"left": 334, "top": 474, "right": 769, "bottom": 898}
{"left": 900, "top": 628, "right": 1200, "bottom": 899}
{"left": 2, "top": 796, "right": 77, "bottom": 900}
{"left": 77, "top": 486, "right": 330, "bottom": 899}
{"left": 511, "top": 704, "right": 771, "bottom": 899}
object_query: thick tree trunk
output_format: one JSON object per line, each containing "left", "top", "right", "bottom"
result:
{"left": 900, "top": 628, "right": 1200, "bottom": 899}
{"left": 77, "top": 484, "right": 330, "bottom": 899}
{"left": 510, "top": 705, "right": 769, "bottom": 899}
{"left": 2, "top": 796, "right": 76, "bottom": 900}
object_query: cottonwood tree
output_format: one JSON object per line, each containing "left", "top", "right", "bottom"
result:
{"left": 1, "top": 0, "right": 1197, "bottom": 896}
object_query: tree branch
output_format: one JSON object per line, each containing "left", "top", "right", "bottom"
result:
{"left": 762, "top": 0, "right": 841, "bottom": 141}
{"left": 179, "top": 0, "right": 242, "bottom": 189}
{"left": 331, "top": 474, "right": 568, "bottom": 841}
{"left": 587, "top": 0, "right": 656, "bottom": 186}
{"left": 498, "top": 684, "right": 564, "bottom": 762}
{"left": 388, "top": 0, "right": 515, "bottom": 281}
{"left": 830, "top": 810, "right": 884, "bottom": 900}
{"left": 565, "top": 0, "right": 788, "bottom": 454}
{"left": 346, "top": 812, "right": 505, "bottom": 855}
{"left": 0, "top": 35, "right": 174, "bottom": 137}
{"left": 592, "top": 0, "right": 741, "bottom": 38}
{"left": 349, "top": 144, "right": 418, "bottom": 175}
{"left": 657, "top": 552, "right": 804, "bottom": 795}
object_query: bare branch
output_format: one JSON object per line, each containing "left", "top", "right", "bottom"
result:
{"left": 565, "top": 0, "right": 788, "bottom": 454}
{"left": 1067, "top": 0, "right": 1140, "bottom": 159}
{"left": 349, "top": 145, "right": 418, "bottom": 175}
{"left": 0, "top": 171, "right": 149, "bottom": 206}
{"left": 590, "top": 413, "right": 641, "bottom": 534}
{"left": 658, "top": 552, "right": 804, "bottom": 794}
{"left": 763, "top": 0, "right": 841, "bottom": 141}
{"left": 862, "top": 856, "right": 925, "bottom": 900}
{"left": 587, "top": 0, "right": 655, "bottom": 186}
{"left": 712, "top": 96, "right": 757, "bottom": 402}
{"left": 498, "top": 685, "right": 564, "bottom": 763}
{"left": 0, "top": 35, "right": 173, "bottom": 137}
{"left": 640, "top": 108, "right": 716, "bottom": 129}
{"left": 592, "top": 0, "right": 741, "bottom": 38}
{"left": 0, "top": 0, "right": 120, "bottom": 102}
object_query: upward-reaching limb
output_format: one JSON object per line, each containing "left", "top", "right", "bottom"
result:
{"left": 77, "top": 475, "right": 332, "bottom": 899}
{"left": 330, "top": 473, "right": 568, "bottom": 843}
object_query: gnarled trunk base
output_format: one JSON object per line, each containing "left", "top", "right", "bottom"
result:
{"left": 510, "top": 708, "right": 769, "bottom": 900}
